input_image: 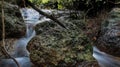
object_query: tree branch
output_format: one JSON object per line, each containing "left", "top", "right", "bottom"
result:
{"left": 107, "top": 1, "right": 120, "bottom": 5}
{"left": 25, "top": 0, "right": 66, "bottom": 29}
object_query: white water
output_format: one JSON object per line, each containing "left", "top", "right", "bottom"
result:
{"left": 0, "top": 8, "right": 50, "bottom": 67}
{"left": 13, "top": 23, "right": 35, "bottom": 57}
{"left": 14, "top": 8, "right": 51, "bottom": 58}
{"left": 19, "top": 8, "right": 120, "bottom": 67}
{"left": 0, "top": 24, "right": 35, "bottom": 67}
{"left": 93, "top": 46, "right": 120, "bottom": 67}
{"left": 20, "top": 8, "right": 51, "bottom": 24}
{"left": 1, "top": 8, "right": 120, "bottom": 67}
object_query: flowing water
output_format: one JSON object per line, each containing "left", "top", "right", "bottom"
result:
{"left": 1, "top": 8, "right": 120, "bottom": 67}
{"left": 22, "top": 9, "right": 120, "bottom": 67}
{"left": 93, "top": 46, "right": 120, "bottom": 67}
{"left": 22, "top": 8, "right": 120, "bottom": 67}
{"left": 0, "top": 8, "right": 50, "bottom": 67}
{"left": 0, "top": 57, "right": 31, "bottom": 67}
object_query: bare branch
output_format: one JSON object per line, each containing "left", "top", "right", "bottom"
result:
{"left": 25, "top": 0, "right": 67, "bottom": 29}
{"left": 107, "top": 0, "right": 120, "bottom": 5}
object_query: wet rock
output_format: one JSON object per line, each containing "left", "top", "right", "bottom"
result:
{"left": 76, "top": 61, "right": 99, "bottom": 67}
{"left": 0, "top": 1, "right": 26, "bottom": 40}
{"left": 4, "top": 0, "right": 15, "bottom": 3}
{"left": 27, "top": 18, "right": 95, "bottom": 66}
{"left": 0, "top": 38, "right": 18, "bottom": 59}
{"left": 0, "top": 57, "right": 32, "bottom": 67}
{"left": 96, "top": 8, "right": 120, "bottom": 57}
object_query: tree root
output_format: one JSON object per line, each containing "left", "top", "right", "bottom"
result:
{"left": 1, "top": 0, "right": 20, "bottom": 67}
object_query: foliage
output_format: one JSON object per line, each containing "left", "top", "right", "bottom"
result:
{"left": 29, "top": 0, "right": 119, "bottom": 9}
{"left": 29, "top": 0, "right": 119, "bottom": 16}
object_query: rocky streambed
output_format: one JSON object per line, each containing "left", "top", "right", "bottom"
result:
{"left": 0, "top": 1, "right": 26, "bottom": 58}
{"left": 27, "top": 8, "right": 120, "bottom": 67}
{"left": 1, "top": 1, "right": 120, "bottom": 67}
{"left": 27, "top": 10, "right": 98, "bottom": 67}
{"left": 0, "top": 1, "right": 26, "bottom": 40}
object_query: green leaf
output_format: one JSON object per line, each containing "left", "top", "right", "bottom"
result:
{"left": 42, "top": 0, "right": 49, "bottom": 3}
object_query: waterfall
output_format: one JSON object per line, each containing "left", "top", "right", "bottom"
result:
{"left": 2, "top": 7, "right": 120, "bottom": 67}
{"left": 0, "top": 8, "right": 50, "bottom": 67}
{"left": 93, "top": 46, "right": 120, "bottom": 67}
{"left": 13, "top": 8, "right": 51, "bottom": 58}
{"left": 13, "top": 23, "right": 36, "bottom": 57}
{"left": 0, "top": 26, "right": 35, "bottom": 67}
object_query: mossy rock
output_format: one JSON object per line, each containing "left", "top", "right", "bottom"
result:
{"left": 0, "top": 38, "right": 18, "bottom": 59}
{"left": 0, "top": 1, "right": 26, "bottom": 40}
{"left": 96, "top": 8, "right": 120, "bottom": 57}
{"left": 27, "top": 18, "right": 94, "bottom": 66}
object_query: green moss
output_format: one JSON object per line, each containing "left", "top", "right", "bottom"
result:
{"left": 28, "top": 15, "right": 95, "bottom": 66}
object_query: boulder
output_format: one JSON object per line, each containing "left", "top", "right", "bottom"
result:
{"left": 0, "top": 1, "right": 26, "bottom": 40}
{"left": 27, "top": 17, "right": 95, "bottom": 66}
{"left": 0, "top": 38, "right": 17, "bottom": 59}
{"left": 96, "top": 8, "right": 120, "bottom": 57}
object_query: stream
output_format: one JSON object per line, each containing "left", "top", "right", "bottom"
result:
{"left": 0, "top": 8, "right": 50, "bottom": 67}
{"left": 0, "top": 8, "right": 120, "bottom": 67}
{"left": 93, "top": 46, "right": 120, "bottom": 67}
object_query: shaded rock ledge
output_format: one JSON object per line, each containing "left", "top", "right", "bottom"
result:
{"left": 0, "top": 1, "right": 26, "bottom": 40}
{"left": 0, "top": 38, "right": 18, "bottom": 59}
{"left": 96, "top": 8, "right": 120, "bottom": 57}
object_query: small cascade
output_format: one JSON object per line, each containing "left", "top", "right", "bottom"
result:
{"left": 13, "top": 23, "right": 36, "bottom": 57}
{"left": 93, "top": 46, "right": 120, "bottom": 67}
{"left": 0, "top": 8, "right": 50, "bottom": 67}
{"left": 0, "top": 22, "right": 34, "bottom": 66}
{"left": 14, "top": 8, "right": 50, "bottom": 58}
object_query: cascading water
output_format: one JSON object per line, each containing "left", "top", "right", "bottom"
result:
{"left": 93, "top": 46, "right": 120, "bottom": 67}
{"left": 13, "top": 23, "right": 35, "bottom": 57}
{"left": 1, "top": 7, "right": 120, "bottom": 67}
{"left": 0, "top": 8, "right": 50, "bottom": 67}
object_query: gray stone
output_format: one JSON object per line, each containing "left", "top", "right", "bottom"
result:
{"left": 27, "top": 18, "right": 94, "bottom": 66}
{"left": 0, "top": 38, "right": 17, "bottom": 59}
{"left": 0, "top": 1, "right": 26, "bottom": 40}
{"left": 96, "top": 8, "right": 120, "bottom": 57}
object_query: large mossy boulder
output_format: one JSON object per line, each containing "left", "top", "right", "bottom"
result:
{"left": 96, "top": 8, "right": 120, "bottom": 57}
{"left": 27, "top": 17, "right": 96, "bottom": 66}
{"left": 0, "top": 1, "right": 26, "bottom": 40}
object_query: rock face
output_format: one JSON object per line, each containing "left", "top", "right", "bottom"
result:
{"left": 27, "top": 16, "right": 95, "bottom": 66}
{"left": 0, "top": 1, "right": 26, "bottom": 40}
{"left": 96, "top": 8, "right": 120, "bottom": 57}
{"left": 4, "top": 0, "right": 15, "bottom": 3}
{"left": 0, "top": 38, "right": 18, "bottom": 59}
